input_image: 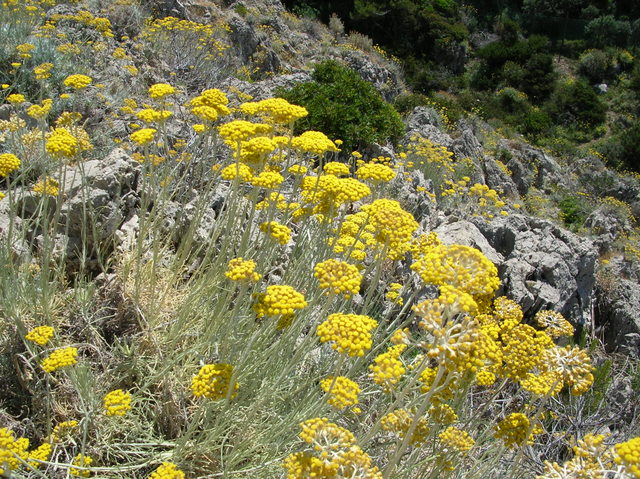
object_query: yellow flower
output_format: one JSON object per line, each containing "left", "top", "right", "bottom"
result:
{"left": 27, "top": 99, "right": 53, "bottom": 120}
{"left": 614, "top": 437, "right": 640, "bottom": 478}
{"left": 313, "top": 259, "right": 362, "bottom": 298}
{"left": 494, "top": 413, "right": 543, "bottom": 448}
{"left": 130, "top": 128, "right": 157, "bottom": 146}
{"left": 41, "top": 347, "right": 78, "bottom": 373}
{"left": 63, "top": 74, "right": 92, "bottom": 89}
{"left": 103, "top": 389, "right": 132, "bottom": 416}
{"left": 33, "top": 63, "right": 54, "bottom": 80}
{"left": 253, "top": 285, "right": 307, "bottom": 321}
{"left": 148, "top": 462, "right": 185, "bottom": 479}
{"left": 191, "top": 363, "right": 238, "bottom": 400}
{"left": 46, "top": 128, "right": 78, "bottom": 158}
{"left": 25, "top": 326, "right": 54, "bottom": 345}
{"left": 32, "top": 177, "right": 60, "bottom": 196}
{"left": 6, "top": 93, "right": 25, "bottom": 104}
{"left": 148, "top": 83, "right": 176, "bottom": 99}
{"left": 70, "top": 453, "right": 93, "bottom": 477}
{"left": 320, "top": 376, "right": 360, "bottom": 410}
{"left": 317, "top": 313, "right": 377, "bottom": 357}
{"left": 225, "top": 258, "right": 261, "bottom": 282}
{"left": 0, "top": 428, "right": 29, "bottom": 475}
{"left": 260, "top": 220, "right": 292, "bottom": 245}
{"left": 370, "top": 344, "right": 406, "bottom": 391}
{"left": 0, "top": 153, "right": 21, "bottom": 177}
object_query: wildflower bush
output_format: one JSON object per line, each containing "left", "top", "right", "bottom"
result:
{"left": 0, "top": 1, "right": 638, "bottom": 479}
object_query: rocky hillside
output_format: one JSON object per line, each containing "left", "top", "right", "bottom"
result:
{"left": 1, "top": 0, "right": 639, "bottom": 478}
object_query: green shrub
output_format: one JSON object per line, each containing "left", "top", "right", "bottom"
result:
{"left": 279, "top": 60, "right": 405, "bottom": 151}
{"left": 545, "top": 80, "right": 607, "bottom": 128}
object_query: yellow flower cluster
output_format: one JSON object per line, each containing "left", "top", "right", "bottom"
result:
{"left": 190, "top": 88, "right": 230, "bottom": 122}
{"left": 320, "top": 376, "right": 360, "bottom": 410}
{"left": 369, "top": 344, "right": 406, "bottom": 391}
{"left": 28, "top": 442, "right": 52, "bottom": 468}
{"left": 251, "top": 170, "right": 283, "bottom": 188}
{"left": 130, "top": 128, "right": 157, "bottom": 146}
{"left": 360, "top": 199, "right": 419, "bottom": 260}
{"left": 405, "top": 136, "right": 455, "bottom": 175}
{"left": 51, "top": 420, "right": 78, "bottom": 442}
{"left": 70, "top": 453, "right": 93, "bottom": 477}
{"left": 6, "top": 93, "right": 26, "bottom": 104}
{"left": 614, "top": 437, "right": 640, "bottom": 478}
{"left": 411, "top": 243, "right": 500, "bottom": 298}
{"left": 301, "top": 174, "right": 371, "bottom": 215}
{"left": 284, "top": 418, "right": 382, "bottom": 479}
{"left": 0, "top": 427, "right": 29, "bottom": 475}
{"left": 225, "top": 258, "right": 261, "bottom": 282}
{"left": 0, "top": 153, "right": 21, "bottom": 177}
{"left": 27, "top": 99, "right": 53, "bottom": 119}
{"left": 221, "top": 163, "right": 253, "bottom": 182}
{"left": 313, "top": 259, "right": 362, "bottom": 298}
{"left": 494, "top": 413, "right": 542, "bottom": 448}
{"left": 191, "top": 363, "right": 238, "bottom": 400}
{"left": 142, "top": 16, "right": 227, "bottom": 58}
{"left": 25, "top": 325, "right": 55, "bottom": 345}
{"left": 16, "top": 43, "right": 35, "bottom": 58}
{"left": 385, "top": 282, "right": 404, "bottom": 305}
{"left": 148, "top": 83, "right": 176, "bottom": 99}
{"left": 356, "top": 163, "right": 396, "bottom": 183}
{"left": 148, "top": 462, "right": 186, "bottom": 479}
{"left": 439, "top": 426, "right": 475, "bottom": 452}
{"left": 323, "top": 162, "right": 350, "bottom": 176}
{"left": 537, "top": 433, "right": 611, "bottom": 479}
{"left": 380, "top": 408, "right": 430, "bottom": 446}
{"left": 291, "top": 131, "right": 339, "bottom": 155}
{"left": 32, "top": 177, "right": 60, "bottom": 196}
{"left": 33, "top": 62, "right": 53, "bottom": 80}
{"left": 317, "top": 313, "right": 377, "bottom": 357}
{"left": 240, "top": 98, "right": 308, "bottom": 125}
{"left": 535, "top": 310, "right": 574, "bottom": 337}
{"left": 51, "top": 10, "right": 114, "bottom": 37}
{"left": 429, "top": 403, "right": 458, "bottom": 424}
{"left": 103, "top": 389, "right": 132, "bottom": 416}
{"left": 260, "top": 221, "right": 292, "bottom": 245}
{"left": 136, "top": 108, "right": 172, "bottom": 124}
{"left": 219, "top": 120, "right": 271, "bottom": 145}
{"left": 501, "top": 323, "right": 554, "bottom": 381}
{"left": 46, "top": 128, "right": 78, "bottom": 158}
{"left": 63, "top": 74, "right": 92, "bottom": 89}
{"left": 238, "top": 136, "right": 277, "bottom": 165}
{"left": 41, "top": 346, "right": 78, "bottom": 373}
{"left": 542, "top": 345, "right": 594, "bottom": 395}
{"left": 253, "top": 285, "right": 307, "bottom": 320}
{"left": 441, "top": 179, "right": 509, "bottom": 218}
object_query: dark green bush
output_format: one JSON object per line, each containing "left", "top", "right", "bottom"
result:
{"left": 279, "top": 60, "right": 405, "bottom": 151}
{"left": 545, "top": 80, "right": 607, "bottom": 128}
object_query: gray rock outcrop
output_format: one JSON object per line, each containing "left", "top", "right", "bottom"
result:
{"left": 596, "top": 279, "right": 640, "bottom": 358}
{"left": 466, "top": 214, "right": 597, "bottom": 326}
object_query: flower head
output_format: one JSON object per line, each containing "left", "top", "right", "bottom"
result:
{"left": 103, "top": 389, "right": 132, "bottom": 416}
{"left": 317, "top": 313, "right": 377, "bottom": 357}
{"left": 63, "top": 74, "right": 92, "bottom": 89}
{"left": 148, "top": 462, "right": 185, "bottom": 479}
{"left": 25, "top": 326, "right": 54, "bottom": 345}
{"left": 148, "top": 83, "right": 176, "bottom": 99}
{"left": 41, "top": 347, "right": 78, "bottom": 373}
{"left": 0, "top": 153, "right": 21, "bottom": 177}
{"left": 191, "top": 363, "right": 239, "bottom": 400}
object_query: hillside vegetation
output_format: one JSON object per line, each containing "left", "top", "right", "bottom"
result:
{"left": 0, "top": 0, "right": 639, "bottom": 478}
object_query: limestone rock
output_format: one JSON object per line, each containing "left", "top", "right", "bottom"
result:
{"left": 595, "top": 279, "right": 640, "bottom": 358}
{"left": 470, "top": 214, "right": 597, "bottom": 325}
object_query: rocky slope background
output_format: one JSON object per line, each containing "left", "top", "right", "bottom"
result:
{"left": 1, "top": 0, "right": 640, "bottom": 478}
